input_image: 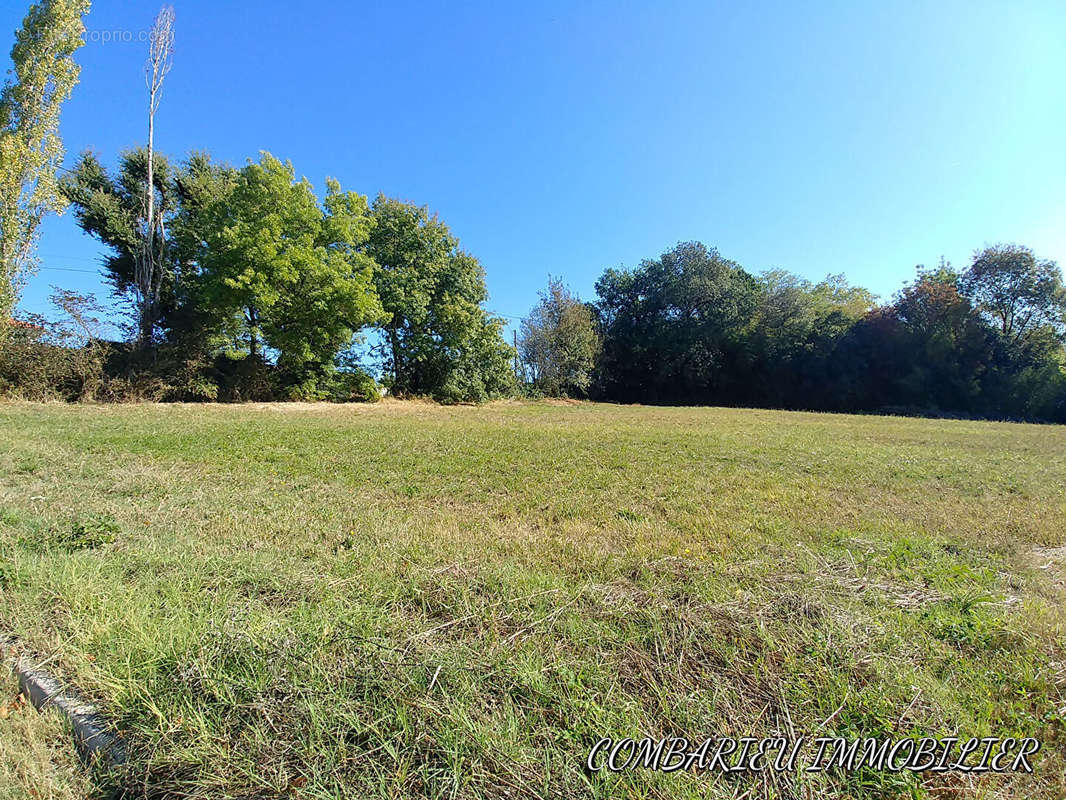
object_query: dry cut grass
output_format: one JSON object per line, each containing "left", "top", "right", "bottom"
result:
{"left": 0, "top": 668, "right": 98, "bottom": 800}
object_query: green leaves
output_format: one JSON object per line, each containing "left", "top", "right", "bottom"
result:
{"left": 960, "top": 244, "right": 1066, "bottom": 345}
{"left": 193, "top": 152, "right": 383, "bottom": 390}
{"left": 0, "top": 0, "right": 90, "bottom": 325}
{"left": 368, "top": 195, "right": 515, "bottom": 402}
{"left": 59, "top": 145, "right": 514, "bottom": 403}
{"left": 594, "top": 242, "right": 760, "bottom": 403}
{"left": 520, "top": 277, "right": 600, "bottom": 397}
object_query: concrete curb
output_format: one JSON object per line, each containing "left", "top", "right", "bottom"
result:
{"left": 1, "top": 637, "right": 127, "bottom": 769}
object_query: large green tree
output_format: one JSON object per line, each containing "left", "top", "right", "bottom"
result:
{"left": 745, "top": 270, "right": 876, "bottom": 408}
{"left": 0, "top": 0, "right": 89, "bottom": 333}
{"left": 191, "top": 153, "right": 383, "bottom": 393}
{"left": 889, "top": 273, "right": 995, "bottom": 411}
{"left": 367, "top": 195, "right": 515, "bottom": 402}
{"left": 594, "top": 241, "right": 760, "bottom": 403}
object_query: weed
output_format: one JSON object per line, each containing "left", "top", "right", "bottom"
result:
{"left": 53, "top": 514, "right": 120, "bottom": 551}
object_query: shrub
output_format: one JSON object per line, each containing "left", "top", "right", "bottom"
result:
{"left": 0, "top": 291, "right": 108, "bottom": 401}
{"left": 214, "top": 355, "right": 278, "bottom": 402}
{"left": 0, "top": 321, "right": 106, "bottom": 401}
{"left": 325, "top": 369, "right": 381, "bottom": 403}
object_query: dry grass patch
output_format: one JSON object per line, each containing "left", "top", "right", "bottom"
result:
{"left": 0, "top": 668, "right": 99, "bottom": 800}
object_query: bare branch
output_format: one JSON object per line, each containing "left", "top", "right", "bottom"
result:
{"left": 145, "top": 5, "right": 175, "bottom": 105}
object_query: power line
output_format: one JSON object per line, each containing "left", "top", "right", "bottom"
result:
{"left": 37, "top": 266, "right": 102, "bottom": 274}
{"left": 34, "top": 255, "right": 530, "bottom": 316}
{"left": 38, "top": 252, "right": 104, "bottom": 262}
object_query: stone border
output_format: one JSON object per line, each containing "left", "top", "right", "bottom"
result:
{"left": 1, "top": 637, "right": 127, "bottom": 769}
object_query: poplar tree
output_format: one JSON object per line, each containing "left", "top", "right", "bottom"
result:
{"left": 0, "top": 0, "right": 90, "bottom": 335}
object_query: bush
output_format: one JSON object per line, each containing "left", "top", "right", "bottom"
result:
{"left": 324, "top": 369, "right": 381, "bottom": 403}
{"left": 0, "top": 314, "right": 105, "bottom": 401}
{"left": 214, "top": 355, "right": 278, "bottom": 402}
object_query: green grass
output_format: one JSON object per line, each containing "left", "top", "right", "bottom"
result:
{"left": 0, "top": 400, "right": 1064, "bottom": 799}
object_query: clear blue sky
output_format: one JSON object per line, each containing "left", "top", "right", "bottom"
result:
{"left": 5, "top": 0, "right": 1066, "bottom": 339}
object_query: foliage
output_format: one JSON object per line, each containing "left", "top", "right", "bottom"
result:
{"left": 60, "top": 147, "right": 179, "bottom": 342}
{"left": 0, "top": 289, "right": 106, "bottom": 400}
{"left": 323, "top": 368, "right": 381, "bottom": 403}
{"left": 743, "top": 270, "right": 876, "bottom": 408}
{"left": 960, "top": 244, "right": 1066, "bottom": 345}
{"left": 191, "top": 153, "right": 383, "bottom": 393}
{"left": 44, "top": 151, "right": 519, "bottom": 404}
{"left": 519, "top": 276, "right": 600, "bottom": 396}
{"left": 594, "top": 241, "right": 760, "bottom": 403}
{"left": 52, "top": 512, "right": 119, "bottom": 550}
{"left": 367, "top": 195, "right": 515, "bottom": 402}
{"left": 0, "top": 0, "right": 90, "bottom": 331}
{"left": 31, "top": 133, "right": 1066, "bottom": 418}
{"left": 587, "top": 240, "right": 1065, "bottom": 421}
{"left": 877, "top": 275, "right": 994, "bottom": 413}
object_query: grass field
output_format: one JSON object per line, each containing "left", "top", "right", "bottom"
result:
{"left": 0, "top": 400, "right": 1064, "bottom": 799}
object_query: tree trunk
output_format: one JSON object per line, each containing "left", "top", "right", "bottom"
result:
{"left": 389, "top": 328, "right": 402, "bottom": 393}
{"left": 248, "top": 306, "right": 258, "bottom": 360}
{"left": 144, "top": 81, "right": 155, "bottom": 348}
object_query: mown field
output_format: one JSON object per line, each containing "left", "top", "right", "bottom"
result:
{"left": 0, "top": 400, "right": 1064, "bottom": 799}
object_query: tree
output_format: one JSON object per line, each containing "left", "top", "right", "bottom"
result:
{"left": 0, "top": 0, "right": 90, "bottom": 335}
{"left": 889, "top": 274, "right": 994, "bottom": 412}
{"left": 367, "top": 195, "right": 515, "bottom": 402}
{"left": 745, "top": 271, "right": 876, "bottom": 409}
{"left": 915, "top": 256, "right": 960, "bottom": 289}
{"left": 519, "top": 277, "right": 600, "bottom": 396}
{"left": 960, "top": 244, "right": 1065, "bottom": 345}
{"left": 60, "top": 148, "right": 179, "bottom": 339}
{"left": 166, "top": 151, "right": 239, "bottom": 348}
{"left": 193, "top": 153, "right": 383, "bottom": 394}
{"left": 593, "top": 241, "right": 760, "bottom": 403}
{"left": 135, "top": 4, "right": 174, "bottom": 347}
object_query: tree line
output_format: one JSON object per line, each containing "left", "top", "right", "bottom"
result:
{"left": 0, "top": 1, "right": 514, "bottom": 403}
{"left": 48, "top": 147, "right": 515, "bottom": 402}
{"left": 519, "top": 242, "right": 1066, "bottom": 421}
{"left": 2, "top": 1, "right": 1065, "bottom": 419}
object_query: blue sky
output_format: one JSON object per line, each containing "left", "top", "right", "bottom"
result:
{"left": 5, "top": 0, "right": 1066, "bottom": 339}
